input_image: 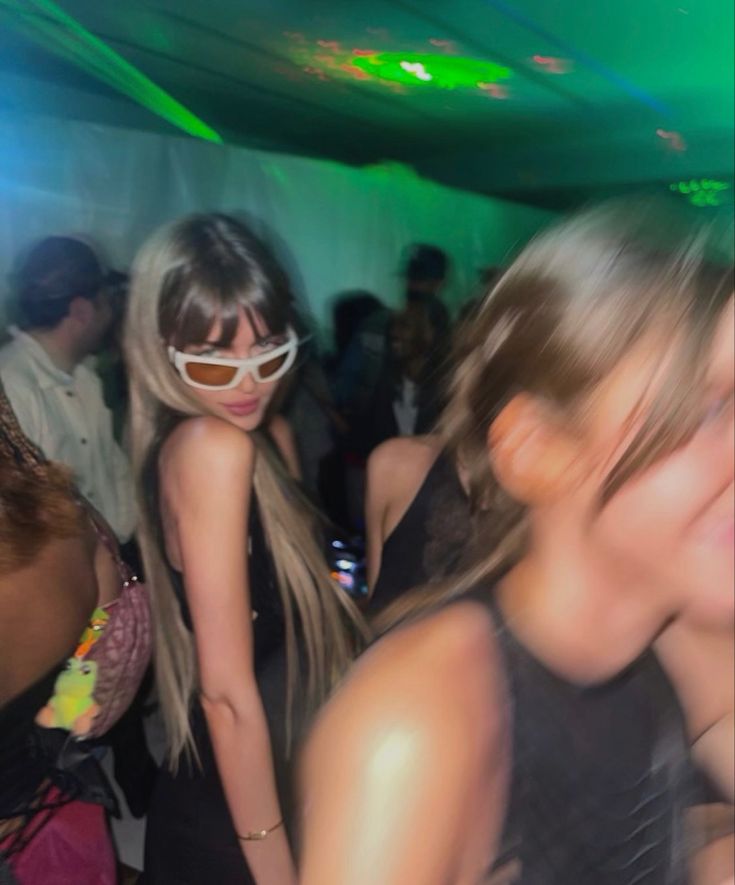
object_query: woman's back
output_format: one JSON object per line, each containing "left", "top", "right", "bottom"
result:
{"left": 366, "top": 436, "right": 468, "bottom": 611}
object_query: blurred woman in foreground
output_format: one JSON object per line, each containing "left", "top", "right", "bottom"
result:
{"left": 300, "top": 205, "right": 734, "bottom": 884}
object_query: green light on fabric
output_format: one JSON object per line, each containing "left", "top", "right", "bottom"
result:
{"left": 351, "top": 52, "right": 511, "bottom": 90}
{"left": 0, "top": 0, "right": 222, "bottom": 143}
{"left": 669, "top": 179, "right": 731, "bottom": 207}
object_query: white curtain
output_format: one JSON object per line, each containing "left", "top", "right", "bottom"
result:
{"left": 0, "top": 111, "right": 553, "bottom": 341}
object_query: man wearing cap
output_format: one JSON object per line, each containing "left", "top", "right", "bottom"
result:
{"left": 0, "top": 236, "right": 136, "bottom": 542}
{"left": 403, "top": 244, "right": 450, "bottom": 322}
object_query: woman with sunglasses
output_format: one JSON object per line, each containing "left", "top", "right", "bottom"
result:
{"left": 124, "top": 213, "right": 362, "bottom": 885}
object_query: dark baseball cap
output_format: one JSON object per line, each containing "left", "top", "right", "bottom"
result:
{"left": 15, "top": 236, "right": 121, "bottom": 307}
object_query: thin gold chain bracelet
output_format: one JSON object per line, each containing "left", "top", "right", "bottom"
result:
{"left": 237, "top": 819, "right": 284, "bottom": 842}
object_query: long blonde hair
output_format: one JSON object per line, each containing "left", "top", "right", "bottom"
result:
{"left": 124, "top": 213, "right": 366, "bottom": 767}
{"left": 378, "top": 202, "right": 734, "bottom": 631}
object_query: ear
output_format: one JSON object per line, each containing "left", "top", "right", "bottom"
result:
{"left": 67, "top": 296, "right": 94, "bottom": 326}
{"left": 488, "top": 393, "right": 581, "bottom": 504}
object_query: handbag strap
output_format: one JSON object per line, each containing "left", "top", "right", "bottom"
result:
{"left": 74, "top": 494, "right": 137, "bottom": 586}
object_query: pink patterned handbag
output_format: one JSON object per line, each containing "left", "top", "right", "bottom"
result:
{"left": 79, "top": 506, "right": 152, "bottom": 739}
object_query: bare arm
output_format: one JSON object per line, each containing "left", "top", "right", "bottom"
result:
{"left": 299, "top": 602, "right": 510, "bottom": 885}
{"left": 657, "top": 620, "right": 734, "bottom": 801}
{"left": 164, "top": 417, "right": 296, "bottom": 885}
{"left": 689, "top": 804, "right": 734, "bottom": 885}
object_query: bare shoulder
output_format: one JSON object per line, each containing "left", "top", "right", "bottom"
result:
{"left": 164, "top": 416, "right": 255, "bottom": 467}
{"left": 366, "top": 435, "right": 443, "bottom": 538}
{"left": 305, "top": 598, "right": 505, "bottom": 773}
{"left": 300, "top": 598, "right": 510, "bottom": 884}
{"left": 161, "top": 417, "right": 256, "bottom": 500}
{"left": 367, "top": 434, "right": 441, "bottom": 483}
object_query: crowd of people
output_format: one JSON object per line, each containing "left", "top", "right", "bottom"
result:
{"left": 0, "top": 202, "right": 732, "bottom": 885}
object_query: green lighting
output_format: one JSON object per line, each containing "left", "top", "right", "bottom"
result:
{"left": 0, "top": 0, "right": 222, "bottom": 143}
{"left": 669, "top": 179, "right": 731, "bottom": 207}
{"left": 351, "top": 52, "right": 511, "bottom": 90}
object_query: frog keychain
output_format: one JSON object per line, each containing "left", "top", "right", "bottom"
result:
{"left": 36, "top": 607, "right": 110, "bottom": 736}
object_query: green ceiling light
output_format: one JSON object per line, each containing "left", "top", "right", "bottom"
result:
{"left": 669, "top": 179, "right": 731, "bottom": 207}
{"left": 0, "top": 0, "right": 222, "bottom": 143}
{"left": 350, "top": 52, "right": 511, "bottom": 91}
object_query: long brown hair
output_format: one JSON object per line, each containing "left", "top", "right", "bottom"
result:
{"left": 124, "top": 213, "right": 367, "bottom": 767}
{"left": 378, "top": 202, "right": 734, "bottom": 629}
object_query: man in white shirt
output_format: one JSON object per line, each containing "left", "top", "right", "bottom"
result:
{"left": 0, "top": 236, "right": 136, "bottom": 542}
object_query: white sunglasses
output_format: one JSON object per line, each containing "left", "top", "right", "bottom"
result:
{"left": 168, "top": 328, "right": 298, "bottom": 390}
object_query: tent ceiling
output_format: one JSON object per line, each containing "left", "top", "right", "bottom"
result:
{"left": 0, "top": 0, "right": 732, "bottom": 209}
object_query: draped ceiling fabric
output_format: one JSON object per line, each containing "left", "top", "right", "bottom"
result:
{"left": 0, "top": 111, "right": 552, "bottom": 341}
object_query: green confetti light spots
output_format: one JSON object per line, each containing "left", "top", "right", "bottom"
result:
{"left": 669, "top": 179, "right": 731, "bottom": 207}
{"left": 351, "top": 52, "right": 512, "bottom": 90}
{"left": 0, "top": 0, "right": 222, "bottom": 143}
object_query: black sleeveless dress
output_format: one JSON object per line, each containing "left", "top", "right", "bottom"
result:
{"left": 466, "top": 588, "right": 692, "bottom": 884}
{"left": 142, "top": 452, "right": 291, "bottom": 885}
{"left": 369, "top": 451, "right": 468, "bottom": 612}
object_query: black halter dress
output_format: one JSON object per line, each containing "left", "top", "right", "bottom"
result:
{"left": 142, "top": 447, "right": 291, "bottom": 885}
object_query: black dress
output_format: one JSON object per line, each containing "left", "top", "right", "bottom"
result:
{"left": 371, "top": 455, "right": 694, "bottom": 882}
{"left": 142, "top": 457, "right": 291, "bottom": 885}
{"left": 468, "top": 588, "right": 693, "bottom": 884}
{"left": 369, "top": 451, "right": 468, "bottom": 613}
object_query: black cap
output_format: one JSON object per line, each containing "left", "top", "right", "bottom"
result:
{"left": 403, "top": 244, "right": 448, "bottom": 282}
{"left": 14, "top": 236, "right": 123, "bottom": 328}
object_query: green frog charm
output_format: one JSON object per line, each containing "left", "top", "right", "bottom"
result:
{"left": 36, "top": 658, "right": 100, "bottom": 736}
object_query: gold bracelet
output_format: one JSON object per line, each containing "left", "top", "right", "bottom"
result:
{"left": 237, "top": 819, "right": 284, "bottom": 842}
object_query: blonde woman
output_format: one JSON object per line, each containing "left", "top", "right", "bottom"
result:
{"left": 301, "top": 207, "right": 734, "bottom": 884}
{"left": 124, "top": 214, "right": 362, "bottom": 885}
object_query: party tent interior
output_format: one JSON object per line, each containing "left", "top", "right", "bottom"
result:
{"left": 0, "top": 0, "right": 733, "bottom": 329}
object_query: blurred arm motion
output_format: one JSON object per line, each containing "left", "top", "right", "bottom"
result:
{"left": 299, "top": 602, "right": 510, "bottom": 885}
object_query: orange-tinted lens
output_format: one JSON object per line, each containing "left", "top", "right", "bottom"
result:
{"left": 257, "top": 352, "right": 288, "bottom": 379}
{"left": 184, "top": 361, "right": 239, "bottom": 387}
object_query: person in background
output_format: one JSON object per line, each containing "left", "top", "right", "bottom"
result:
{"left": 323, "top": 291, "right": 388, "bottom": 530}
{"left": 124, "top": 213, "right": 363, "bottom": 885}
{"left": 360, "top": 298, "right": 451, "bottom": 455}
{"left": 328, "top": 290, "right": 387, "bottom": 413}
{"left": 95, "top": 270, "right": 131, "bottom": 443}
{"left": 403, "top": 243, "right": 450, "bottom": 315}
{"left": 333, "top": 244, "right": 451, "bottom": 436}
{"left": 0, "top": 236, "right": 136, "bottom": 544}
{"left": 364, "top": 433, "right": 466, "bottom": 613}
{"left": 0, "top": 380, "right": 120, "bottom": 885}
{"left": 300, "top": 204, "right": 734, "bottom": 884}
{"left": 0, "top": 237, "right": 156, "bottom": 822}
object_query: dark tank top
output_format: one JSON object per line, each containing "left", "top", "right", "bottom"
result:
{"left": 370, "top": 451, "right": 468, "bottom": 612}
{"left": 142, "top": 435, "right": 295, "bottom": 884}
{"left": 144, "top": 441, "right": 285, "bottom": 670}
{"left": 467, "top": 587, "right": 691, "bottom": 885}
